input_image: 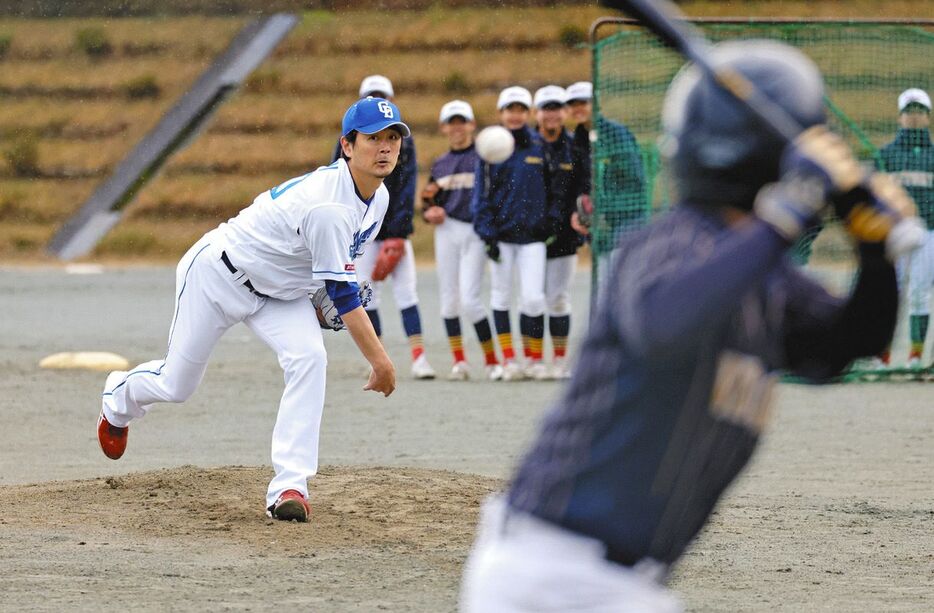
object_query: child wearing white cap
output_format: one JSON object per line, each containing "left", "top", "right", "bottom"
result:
{"left": 879, "top": 87, "right": 933, "bottom": 368}
{"left": 472, "top": 86, "right": 558, "bottom": 381}
{"left": 565, "top": 80, "right": 648, "bottom": 300}
{"left": 421, "top": 100, "right": 504, "bottom": 380}
{"left": 333, "top": 75, "right": 436, "bottom": 380}
{"left": 533, "top": 85, "right": 583, "bottom": 379}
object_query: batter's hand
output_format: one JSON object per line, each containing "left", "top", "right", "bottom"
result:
{"left": 364, "top": 360, "right": 396, "bottom": 396}
{"left": 835, "top": 173, "right": 922, "bottom": 261}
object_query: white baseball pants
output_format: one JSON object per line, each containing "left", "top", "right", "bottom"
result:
{"left": 356, "top": 238, "right": 419, "bottom": 311}
{"left": 545, "top": 254, "right": 577, "bottom": 316}
{"left": 460, "top": 497, "right": 683, "bottom": 613}
{"left": 101, "top": 231, "right": 327, "bottom": 508}
{"left": 490, "top": 241, "right": 546, "bottom": 316}
{"left": 435, "top": 217, "right": 488, "bottom": 322}
{"left": 899, "top": 229, "right": 934, "bottom": 315}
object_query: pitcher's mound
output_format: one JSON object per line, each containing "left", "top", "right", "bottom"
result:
{"left": 0, "top": 465, "right": 502, "bottom": 555}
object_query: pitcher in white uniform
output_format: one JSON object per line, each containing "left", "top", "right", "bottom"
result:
{"left": 97, "top": 97, "right": 407, "bottom": 522}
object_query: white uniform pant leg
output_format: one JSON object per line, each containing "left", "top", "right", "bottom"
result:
{"left": 460, "top": 497, "right": 683, "bottom": 613}
{"left": 490, "top": 243, "right": 520, "bottom": 312}
{"left": 460, "top": 221, "right": 489, "bottom": 324}
{"left": 244, "top": 296, "right": 328, "bottom": 508}
{"left": 356, "top": 240, "right": 380, "bottom": 310}
{"left": 906, "top": 229, "right": 934, "bottom": 315}
{"left": 545, "top": 254, "right": 577, "bottom": 316}
{"left": 515, "top": 242, "right": 546, "bottom": 317}
{"left": 390, "top": 239, "right": 419, "bottom": 310}
{"left": 435, "top": 220, "right": 463, "bottom": 320}
{"left": 102, "top": 237, "right": 258, "bottom": 428}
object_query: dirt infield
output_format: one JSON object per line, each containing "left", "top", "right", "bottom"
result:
{"left": 1, "top": 266, "right": 932, "bottom": 611}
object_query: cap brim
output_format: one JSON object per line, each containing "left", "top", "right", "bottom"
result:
{"left": 536, "top": 101, "right": 565, "bottom": 109}
{"left": 442, "top": 114, "right": 473, "bottom": 123}
{"left": 356, "top": 120, "right": 412, "bottom": 138}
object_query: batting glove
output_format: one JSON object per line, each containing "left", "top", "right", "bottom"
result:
{"left": 755, "top": 125, "right": 861, "bottom": 242}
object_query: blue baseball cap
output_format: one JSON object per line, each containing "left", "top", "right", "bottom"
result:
{"left": 341, "top": 97, "right": 411, "bottom": 138}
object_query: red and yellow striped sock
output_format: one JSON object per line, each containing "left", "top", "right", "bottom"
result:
{"left": 498, "top": 333, "right": 515, "bottom": 361}
{"left": 529, "top": 337, "right": 544, "bottom": 362}
{"left": 910, "top": 344, "right": 923, "bottom": 361}
{"left": 522, "top": 335, "right": 531, "bottom": 360}
{"left": 448, "top": 334, "right": 466, "bottom": 364}
{"left": 553, "top": 336, "right": 568, "bottom": 359}
{"left": 409, "top": 334, "right": 425, "bottom": 361}
{"left": 480, "top": 338, "right": 498, "bottom": 365}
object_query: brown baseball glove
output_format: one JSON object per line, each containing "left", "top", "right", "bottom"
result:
{"left": 371, "top": 238, "right": 406, "bottom": 281}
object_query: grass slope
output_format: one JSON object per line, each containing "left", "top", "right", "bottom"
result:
{"left": 0, "top": 1, "right": 931, "bottom": 261}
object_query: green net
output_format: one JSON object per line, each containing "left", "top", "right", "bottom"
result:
{"left": 591, "top": 20, "right": 934, "bottom": 380}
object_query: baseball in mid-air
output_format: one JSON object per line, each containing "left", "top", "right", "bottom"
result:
{"left": 475, "top": 126, "right": 515, "bottom": 164}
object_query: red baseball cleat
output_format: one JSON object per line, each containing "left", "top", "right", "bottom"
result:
{"left": 268, "top": 489, "right": 310, "bottom": 522}
{"left": 97, "top": 411, "right": 128, "bottom": 460}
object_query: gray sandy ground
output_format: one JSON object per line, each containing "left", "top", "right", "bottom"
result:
{"left": 0, "top": 266, "right": 932, "bottom": 612}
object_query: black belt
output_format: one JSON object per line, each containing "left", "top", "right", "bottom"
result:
{"left": 220, "top": 251, "right": 268, "bottom": 298}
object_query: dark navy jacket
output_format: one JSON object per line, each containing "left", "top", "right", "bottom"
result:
{"left": 427, "top": 144, "right": 479, "bottom": 223}
{"left": 509, "top": 204, "right": 897, "bottom": 568}
{"left": 471, "top": 126, "right": 559, "bottom": 245}
{"left": 541, "top": 128, "right": 586, "bottom": 259}
{"left": 332, "top": 135, "right": 417, "bottom": 239}
{"left": 879, "top": 128, "right": 934, "bottom": 230}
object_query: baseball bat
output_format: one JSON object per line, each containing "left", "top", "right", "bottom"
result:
{"left": 599, "top": 0, "right": 802, "bottom": 142}
{"left": 599, "top": 0, "right": 924, "bottom": 256}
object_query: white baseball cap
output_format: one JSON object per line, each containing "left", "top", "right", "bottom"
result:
{"left": 359, "top": 74, "right": 394, "bottom": 98}
{"left": 497, "top": 86, "right": 533, "bottom": 110}
{"left": 533, "top": 85, "right": 567, "bottom": 109}
{"left": 566, "top": 81, "right": 593, "bottom": 102}
{"left": 439, "top": 100, "right": 474, "bottom": 123}
{"left": 898, "top": 88, "right": 931, "bottom": 112}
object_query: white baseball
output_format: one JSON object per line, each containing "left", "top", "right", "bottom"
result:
{"left": 475, "top": 126, "right": 515, "bottom": 164}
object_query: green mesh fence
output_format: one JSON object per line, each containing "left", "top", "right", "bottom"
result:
{"left": 591, "top": 20, "right": 934, "bottom": 381}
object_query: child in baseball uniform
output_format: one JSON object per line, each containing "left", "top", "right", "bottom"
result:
{"left": 879, "top": 88, "right": 934, "bottom": 367}
{"left": 333, "top": 75, "right": 436, "bottom": 380}
{"left": 472, "top": 86, "right": 561, "bottom": 381}
{"left": 98, "top": 97, "right": 406, "bottom": 522}
{"left": 422, "top": 100, "right": 504, "bottom": 381}
{"left": 534, "top": 85, "right": 585, "bottom": 379}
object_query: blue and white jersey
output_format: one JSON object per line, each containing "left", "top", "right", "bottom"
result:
{"left": 217, "top": 158, "right": 387, "bottom": 301}
{"left": 429, "top": 144, "right": 480, "bottom": 223}
{"left": 507, "top": 203, "right": 897, "bottom": 567}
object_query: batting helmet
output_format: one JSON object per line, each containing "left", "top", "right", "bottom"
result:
{"left": 660, "top": 40, "right": 826, "bottom": 209}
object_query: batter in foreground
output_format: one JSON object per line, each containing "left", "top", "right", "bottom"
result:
{"left": 460, "top": 40, "right": 919, "bottom": 612}
{"left": 97, "top": 97, "right": 406, "bottom": 522}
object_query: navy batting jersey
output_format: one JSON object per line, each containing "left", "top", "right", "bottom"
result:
{"left": 508, "top": 203, "right": 897, "bottom": 567}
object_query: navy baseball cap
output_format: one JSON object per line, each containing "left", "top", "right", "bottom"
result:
{"left": 341, "top": 97, "right": 411, "bottom": 138}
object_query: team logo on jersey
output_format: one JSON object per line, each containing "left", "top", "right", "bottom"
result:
{"left": 349, "top": 220, "right": 380, "bottom": 260}
{"left": 345, "top": 263, "right": 355, "bottom": 272}
{"left": 378, "top": 101, "right": 394, "bottom": 118}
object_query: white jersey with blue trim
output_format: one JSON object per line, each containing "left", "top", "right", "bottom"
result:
{"left": 216, "top": 159, "right": 388, "bottom": 301}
